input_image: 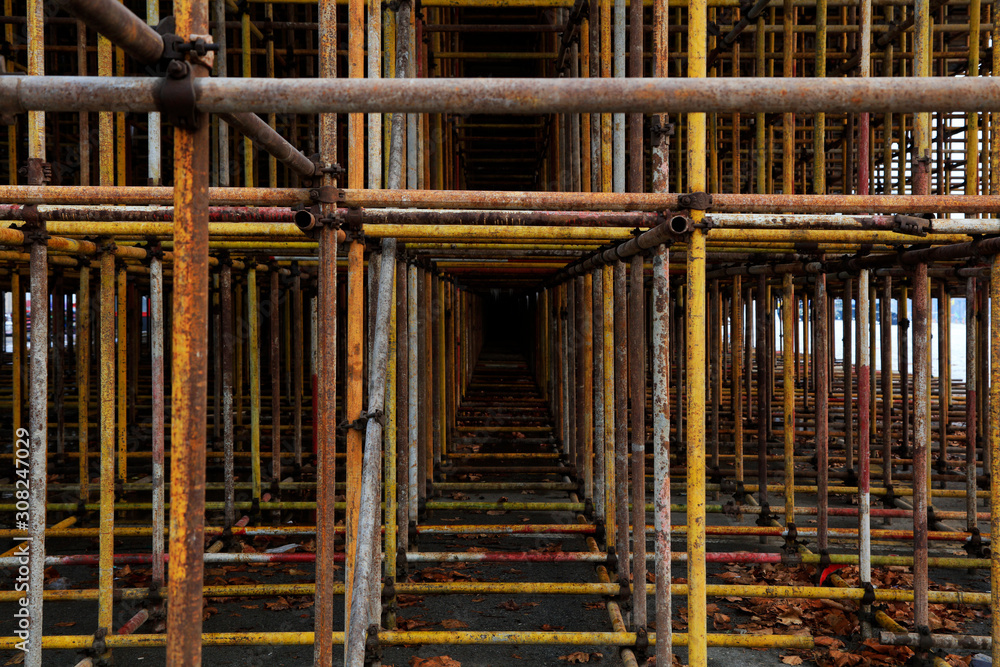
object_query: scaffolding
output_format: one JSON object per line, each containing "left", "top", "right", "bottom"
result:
{"left": 0, "top": 0, "right": 1000, "bottom": 664}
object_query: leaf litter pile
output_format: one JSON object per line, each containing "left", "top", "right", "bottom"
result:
{"left": 697, "top": 561, "right": 989, "bottom": 667}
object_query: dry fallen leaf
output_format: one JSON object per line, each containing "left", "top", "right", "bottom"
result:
{"left": 264, "top": 597, "right": 291, "bottom": 611}
{"left": 409, "top": 657, "right": 461, "bottom": 667}
{"left": 397, "top": 617, "right": 432, "bottom": 630}
{"left": 781, "top": 656, "right": 803, "bottom": 665}
{"left": 559, "top": 652, "right": 592, "bottom": 664}
{"left": 440, "top": 619, "right": 468, "bottom": 629}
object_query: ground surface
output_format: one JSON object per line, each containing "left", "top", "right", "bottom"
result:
{"left": 0, "top": 352, "right": 992, "bottom": 666}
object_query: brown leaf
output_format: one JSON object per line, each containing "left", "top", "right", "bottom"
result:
{"left": 712, "top": 613, "right": 731, "bottom": 630}
{"left": 781, "top": 657, "right": 803, "bottom": 665}
{"left": 540, "top": 624, "right": 564, "bottom": 630}
{"left": 497, "top": 600, "right": 539, "bottom": 611}
{"left": 264, "top": 597, "right": 291, "bottom": 611}
{"left": 53, "top": 621, "right": 76, "bottom": 627}
{"left": 814, "top": 637, "right": 844, "bottom": 648}
{"left": 777, "top": 608, "right": 804, "bottom": 626}
{"left": 398, "top": 595, "right": 425, "bottom": 607}
{"left": 559, "top": 653, "right": 592, "bottom": 663}
{"left": 440, "top": 619, "right": 468, "bottom": 629}
{"left": 409, "top": 657, "right": 461, "bottom": 667}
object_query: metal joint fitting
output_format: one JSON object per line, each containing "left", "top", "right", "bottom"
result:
{"left": 722, "top": 500, "right": 742, "bottom": 520}
{"left": 342, "top": 207, "right": 365, "bottom": 234}
{"left": 148, "top": 579, "right": 165, "bottom": 606}
{"left": 861, "top": 581, "right": 877, "bottom": 607}
{"left": 881, "top": 484, "right": 897, "bottom": 508}
{"left": 933, "top": 456, "right": 948, "bottom": 475}
{"left": 142, "top": 243, "right": 164, "bottom": 263}
{"left": 21, "top": 224, "right": 50, "bottom": 247}
{"left": 780, "top": 551, "right": 803, "bottom": 566}
{"left": 781, "top": 523, "right": 799, "bottom": 553}
{"left": 615, "top": 575, "right": 632, "bottom": 612}
{"left": 916, "top": 624, "right": 934, "bottom": 651}
{"left": 381, "top": 576, "right": 396, "bottom": 605}
{"left": 74, "top": 499, "right": 89, "bottom": 523}
{"left": 396, "top": 546, "right": 409, "bottom": 578}
{"left": 594, "top": 519, "right": 606, "bottom": 546}
{"left": 755, "top": 501, "right": 775, "bottom": 527}
{"left": 892, "top": 214, "right": 930, "bottom": 237}
{"left": 634, "top": 627, "right": 650, "bottom": 658}
{"left": 90, "top": 628, "right": 108, "bottom": 660}
{"left": 363, "top": 624, "right": 383, "bottom": 665}
{"left": 310, "top": 185, "right": 347, "bottom": 205}
{"left": 678, "top": 191, "right": 713, "bottom": 211}
{"left": 605, "top": 548, "right": 618, "bottom": 573}
{"left": 156, "top": 60, "right": 199, "bottom": 131}
{"left": 22, "top": 158, "right": 52, "bottom": 186}
{"left": 319, "top": 162, "right": 346, "bottom": 180}
{"left": 648, "top": 117, "right": 675, "bottom": 148}
{"left": 693, "top": 215, "right": 715, "bottom": 231}
{"left": 161, "top": 33, "right": 220, "bottom": 62}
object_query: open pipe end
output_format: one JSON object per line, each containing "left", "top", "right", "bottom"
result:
{"left": 669, "top": 214, "right": 694, "bottom": 236}
{"left": 294, "top": 210, "right": 319, "bottom": 232}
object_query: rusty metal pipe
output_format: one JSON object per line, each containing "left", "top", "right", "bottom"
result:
{"left": 815, "top": 273, "right": 829, "bottom": 551}
{"left": 217, "top": 112, "right": 319, "bottom": 179}
{"left": 269, "top": 268, "right": 281, "bottom": 498}
{"left": 345, "top": 238, "right": 396, "bottom": 666}
{"left": 150, "top": 252, "right": 166, "bottom": 591}
{"left": 912, "top": 262, "right": 930, "bottom": 635}
{"left": 220, "top": 263, "right": 235, "bottom": 528}
{"left": 165, "top": 2, "right": 210, "bottom": 663}
{"left": 966, "top": 276, "right": 978, "bottom": 531}
{"left": 12, "top": 76, "right": 1000, "bottom": 115}
{"left": 756, "top": 274, "right": 769, "bottom": 511}
{"left": 613, "top": 261, "right": 630, "bottom": 587}
{"left": 558, "top": 216, "right": 690, "bottom": 280}
{"left": 54, "top": 0, "right": 164, "bottom": 65}
{"left": 313, "top": 223, "right": 339, "bottom": 665}
{"left": 652, "top": 242, "right": 671, "bottom": 664}
{"left": 629, "top": 253, "right": 647, "bottom": 628}
{"left": 10, "top": 187, "right": 1000, "bottom": 214}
